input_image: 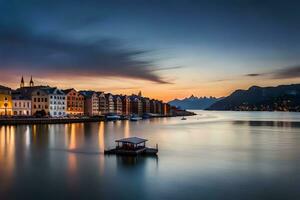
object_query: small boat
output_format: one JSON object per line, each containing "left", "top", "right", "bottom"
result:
{"left": 104, "top": 137, "right": 158, "bottom": 156}
{"left": 181, "top": 117, "right": 187, "bottom": 120}
{"left": 130, "top": 115, "right": 143, "bottom": 121}
{"left": 106, "top": 114, "right": 121, "bottom": 120}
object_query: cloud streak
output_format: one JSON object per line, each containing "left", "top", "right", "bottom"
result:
{"left": 0, "top": 1, "right": 170, "bottom": 84}
{"left": 245, "top": 65, "right": 300, "bottom": 80}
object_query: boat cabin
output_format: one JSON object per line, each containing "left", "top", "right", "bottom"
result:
{"left": 105, "top": 137, "right": 158, "bottom": 156}
{"left": 115, "top": 137, "right": 147, "bottom": 150}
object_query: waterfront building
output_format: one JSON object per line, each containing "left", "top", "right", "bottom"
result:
{"left": 63, "top": 88, "right": 84, "bottom": 116}
{"left": 32, "top": 88, "right": 66, "bottom": 117}
{"left": 105, "top": 93, "right": 114, "bottom": 114}
{"left": 121, "top": 95, "right": 131, "bottom": 116}
{"left": 162, "top": 103, "right": 171, "bottom": 116}
{"left": 142, "top": 97, "right": 150, "bottom": 114}
{"left": 0, "top": 85, "right": 13, "bottom": 116}
{"left": 113, "top": 95, "right": 123, "bottom": 115}
{"left": 96, "top": 92, "right": 107, "bottom": 115}
{"left": 130, "top": 95, "right": 143, "bottom": 116}
{"left": 155, "top": 100, "right": 163, "bottom": 114}
{"left": 80, "top": 91, "right": 99, "bottom": 116}
{"left": 150, "top": 99, "right": 157, "bottom": 114}
{"left": 12, "top": 91, "right": 32, "bottom": 116}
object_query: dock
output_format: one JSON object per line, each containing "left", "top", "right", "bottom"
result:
{"left": 104, "top": 137, "right": 158, "bottom": 156}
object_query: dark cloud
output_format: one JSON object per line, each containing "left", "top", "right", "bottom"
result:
{"left": 246, "top": 65, "right": 300, "bottom": 80}
{"left": 272, "top": 65, "right": 300, "bottom": 79}
{"left": 245, "top": 73, "right": 264, "bottom": 77}
{"left": 0, "top": 0, "right": 170, "bottom": 84}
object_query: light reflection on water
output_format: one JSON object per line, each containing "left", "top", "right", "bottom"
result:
{"left": 0, "top": 111, "right": 300, "bottom": 199}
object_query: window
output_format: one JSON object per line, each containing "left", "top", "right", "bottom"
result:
{"left": 50, "top": 96, "right": 53, "bottom": 99}
{"left": 45, "top": 105, "right": 48, "bottom": 109}
{"left": 45, "top": 98, "right": 47, "bottom": 102}
{"left": 38, "top": 98, "right": 40, "bottom": 102}
{"left": 34, "top": 98, "right": 36, "bottom": 102}
{"left": 37, "top": 92, "right": 40, "bottom": 95}
{"left": 34, "top": 105, "right": 36, "bottom": 109}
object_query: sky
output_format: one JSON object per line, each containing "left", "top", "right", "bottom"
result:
{"left": 1, "top": 0, "right": 300, "bottom": 101}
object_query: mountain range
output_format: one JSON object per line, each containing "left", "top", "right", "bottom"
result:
{"left": 207, "top": 84, "right": 300, "bottom": 111}
{"left": 169, "top": 95, "right": 221, "bottom": 110}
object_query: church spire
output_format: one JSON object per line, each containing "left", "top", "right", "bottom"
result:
{"left": 20, "top": 76, "right": 25, "bottom": 88}
{"left": 29, "top": 76, "right": 34, "bottom": 87}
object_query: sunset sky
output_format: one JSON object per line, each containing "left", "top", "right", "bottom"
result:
{"left": 1, "top": 0, "right": 300, "bottom": 101}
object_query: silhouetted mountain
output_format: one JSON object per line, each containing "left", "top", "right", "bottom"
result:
{"left": 207, "top": 84, "right": 300, "bottom": 111}
{"left": 169, "top": 95, "right": 221, "bottom": 110}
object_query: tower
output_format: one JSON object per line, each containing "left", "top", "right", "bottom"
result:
{"left": 29, "top": 76, "right": 34, "bottom": 87}
{"left": 20, "top": 76, "right": 25, "bottom": 88}
{"left": 138, "top": 91, "right": 142, "bottom": 97}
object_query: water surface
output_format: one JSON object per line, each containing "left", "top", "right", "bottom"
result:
{"left": 1, "top": 111, "right": 300, "bottom": 200}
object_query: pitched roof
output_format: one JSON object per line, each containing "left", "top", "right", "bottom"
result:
{"left": 79, "top": 90, "right": 96, "bottom": 97}
{"left": 62, "top": 88, "right": 75, "bottom": 94}
{"left": 115, "top": 137, "right": 148, "bottom": 144}
{"left": 39, "top": 87, "right": 65, "bottom": 95}
{"left": 0, "top": 85, "right": 11, "bottom": 90}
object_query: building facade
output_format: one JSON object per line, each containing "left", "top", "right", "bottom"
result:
{"left": 130, "top": 96, "right": 143, "bottom": 116}
{"left": 113, "top": 95, "right": 122, "bottom": 115}
{"left": 155, "top": 100, "right": 163, "bottom": 114}
{"left": 97, "top": 92, "right": 107, "bottom": 115}
{"left": 80, "top": 91, "right": 99, "bottom": 116}
{"left": 142, "top": 97, "right": 150, "bottom": 114}
{"left": 63, "top": 89, "right": 84, "bottom": 116}
{"left": 32, "top": 88, "right": 66, "bottom": 117}
{"left": 121, "top": 95, "right": 131, "bottom": 116}
{"left": 150, "top": 99, "right": 157, "bottom": 114}
{"left": 105, "top": 93, "right": 114, "bottom": 114}
{"left": 12, "top": 92, "right": 32, "bottom": 116}
{"left": 0, "top": 85, "right": 13, "bottom": 116}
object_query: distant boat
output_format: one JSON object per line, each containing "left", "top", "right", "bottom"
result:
{"left": 130, "top": 114, "right": 143, "bottom": 121}
{"left": 181, "top": 117, "right": 187, "bottom": 120}
{"left": 130, "top": 116, "right": 143, "bottom": 121}
{"left": 106, "top": 114, "right": 121, "bottom": 120}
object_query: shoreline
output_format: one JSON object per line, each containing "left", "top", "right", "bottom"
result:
{"left": 0, "top": 114, "right": 195, "bottom": 126}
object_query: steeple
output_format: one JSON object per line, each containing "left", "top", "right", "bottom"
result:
{"left": 29, "top": 76, "right": 34, "bottom": 87}
{"left": 20, "top": 76, "right": 25, "bottom": 88}
{"left": 138, "top": 91, "right": 142, "bottom": 97}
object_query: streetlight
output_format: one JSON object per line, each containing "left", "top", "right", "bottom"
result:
{"left": 4, "top": 97, "right": 8, "bottom": 117}
{"left": 4, "top": 102, "right": 8, "bottom": 117}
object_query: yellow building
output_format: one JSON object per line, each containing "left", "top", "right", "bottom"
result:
{"left": 0, "top": 85, "right": 13, "bottom": 116}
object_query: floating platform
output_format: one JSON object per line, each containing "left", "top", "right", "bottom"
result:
{"left": 104, "top": 137, "right": 158, "bottom": 156}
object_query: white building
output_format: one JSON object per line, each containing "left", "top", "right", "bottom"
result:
{"left": 12, "top": 99, "right": 32, "bottom": 116}
{"left": 32, "top": 88, "right": 66, "bottom": 117}
{"left": 12, "top": 90, "right": 32, "bottom": 116}
{"left": 48, "top": 88, "right": 67, "bottom": 117}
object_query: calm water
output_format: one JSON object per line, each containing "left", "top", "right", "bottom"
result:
{"left": 1, "top": 111, "right": 300, "bottom": 200}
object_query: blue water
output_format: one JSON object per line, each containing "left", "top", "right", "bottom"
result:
{"left": 1, "top": 111, "right": 300, "bottom": 200}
